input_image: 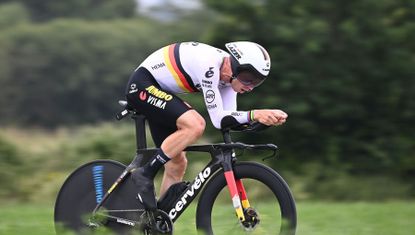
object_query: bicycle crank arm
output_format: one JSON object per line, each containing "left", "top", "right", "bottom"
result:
{"left": 89, "top": 213, "right": 139, "bottom": 228}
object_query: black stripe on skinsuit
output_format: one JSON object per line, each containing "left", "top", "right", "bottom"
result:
{"left": 173, "top": 43, "right": 199, "bottom": 92}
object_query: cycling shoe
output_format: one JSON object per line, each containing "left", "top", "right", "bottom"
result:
{"left": 158, "top": 181, "right": 190, "bottom": 212}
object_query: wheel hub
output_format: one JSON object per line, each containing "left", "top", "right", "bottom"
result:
{"left": 240, "top": 207, "right": 260, "bottom": 231}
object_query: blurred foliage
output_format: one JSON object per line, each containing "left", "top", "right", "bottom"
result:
{"left": 0, "top": 135, "right": 22, "bottom": 197}
{"left": 0, "top": 0, "right": 414, "bottom": 201}
{"left": 203, "top": 0, "right": 415, "bottom": 180}
{"left": 0, "top": 19, "right": 159, "bottom": 127}
{"left": 0, "top": 2, "right": 29, "bottom": 29}
{"left": 0, "top": 17, "right": 212, "bottom": 127}
{"left": 0, "top": 124, "right": 413, "bottom": 202}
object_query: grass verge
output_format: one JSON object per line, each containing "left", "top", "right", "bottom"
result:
{"left": 0, "top": 201, "right": 414, "bottom": 235}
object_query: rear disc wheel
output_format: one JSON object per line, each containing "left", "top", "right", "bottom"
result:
{"left": 54, "top": 160, "right": 141, "bottom": 234}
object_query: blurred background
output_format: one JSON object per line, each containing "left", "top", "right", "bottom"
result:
{"left": 0, "top": 0, "right": 414, "bottom": 234}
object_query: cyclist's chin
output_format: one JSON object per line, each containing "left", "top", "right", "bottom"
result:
{"left": 238, "top": 89, "right": 252, "bottom": 94}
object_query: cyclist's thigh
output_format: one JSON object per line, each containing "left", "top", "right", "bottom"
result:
{"left": 147, "top": 121, "right": 176, "bottom": 148}
{"left": 126, "top": 67, "right": 192, "bottom": 147}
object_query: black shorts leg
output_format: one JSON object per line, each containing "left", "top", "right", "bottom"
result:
{"left": 147, "top": 120, "right": 178, "bottom": 148}
{"left": 125, "top": 67, "right": 192, "bottom": 147}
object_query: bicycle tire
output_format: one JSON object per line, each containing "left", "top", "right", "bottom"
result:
{"left": 54, "top": 160, "right": 141, "bottom": 235}
{"left": 196, "top": 162, "right": 297, "bottom": 235}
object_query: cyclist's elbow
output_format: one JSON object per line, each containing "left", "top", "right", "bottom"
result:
{"left": 211, "top": 118, "right": 222, "bottom": 129}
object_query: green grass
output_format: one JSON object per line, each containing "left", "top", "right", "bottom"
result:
{"left": 297, "top": 201, "right": 415, "bottom": 235}
{"left": 0, "top": 201, "right": 414, "bottom": 235}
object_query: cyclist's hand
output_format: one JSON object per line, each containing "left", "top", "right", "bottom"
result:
{"left": 253, "top": 109, "right": 288, "bottom": 126}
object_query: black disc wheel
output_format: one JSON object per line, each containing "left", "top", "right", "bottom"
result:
{"left": 196, "top": 162, "right": 297, "bottom": 235}
{"left": 54, "top": 160, "right": 142, "bottom": 235}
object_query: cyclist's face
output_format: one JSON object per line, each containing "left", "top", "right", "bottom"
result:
{"left": 231, "top": 71, "right": 262, "bottom": 93}
{"left": 231, "top": 76, "right": 253, "bottom": 94}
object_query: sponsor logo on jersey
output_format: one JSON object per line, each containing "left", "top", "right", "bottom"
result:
{"left": 231, "top": 112, "right": 243, "bottom": 116}
{"left": 147, "top": 96, "right": 167, "bottom": 109}
{"left": 129, "top": 83, "right": 138, "bottom": 94}
{"left": 205, "top": 67, "right": 214, "bottom": 78}
{"left": 145, "top": 85, "right": 173, "bottom": 101}
{"left": 202, "top": 80, "right": 212, "bottom": 88}
{"left": 205, "top": 90, "right": 215, "bottom": 103}
{"left": 151, "top": 62, "right": 166, "bottom": 70}
{"left": 139, "top": 91, "right": 147, "bottom": 101}
{"left": 138, "top": 89, "right": 168, "bottom": 110}
{"left": 207, "top": 104, "right": 217, "bottom": 110}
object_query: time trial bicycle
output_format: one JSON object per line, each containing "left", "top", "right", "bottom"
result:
{"left": 54, "top": 100, "right": 297, "bottom": 235}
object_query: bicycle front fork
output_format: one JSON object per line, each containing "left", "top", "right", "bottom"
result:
{"left": 224, "top": 170, "right": 251, "bottom": 222}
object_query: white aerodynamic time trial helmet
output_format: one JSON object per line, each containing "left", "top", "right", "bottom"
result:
{"left": 225, "top": 41, "right": 271, "bottom": 87}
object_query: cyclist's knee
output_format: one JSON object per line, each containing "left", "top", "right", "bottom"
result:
{"left": 177, "top": 110, "right": 205, "bottom": 138}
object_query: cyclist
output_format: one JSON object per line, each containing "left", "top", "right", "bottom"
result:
{"left": 125, "top": 41, "right": 287, "bottom": 210}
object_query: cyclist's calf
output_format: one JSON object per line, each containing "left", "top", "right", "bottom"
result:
{"left": 160, "top": 152, "right": 188, "bottom": 196}
{"left": 165, "top": 152, "right": 188, "bottom": 180}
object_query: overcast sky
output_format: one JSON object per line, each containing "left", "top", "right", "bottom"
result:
{"left": 137, "top": 0, "right": 202, "bottom": 12}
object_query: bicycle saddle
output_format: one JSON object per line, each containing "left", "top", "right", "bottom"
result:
{"left": 116, "top": 100, "right": 141, "bottom": 120}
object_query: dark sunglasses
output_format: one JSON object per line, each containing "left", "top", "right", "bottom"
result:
{"left": 234, "top": 71, "right": 265, "bottom": 87}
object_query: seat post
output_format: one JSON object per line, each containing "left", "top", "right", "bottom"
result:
{"left": 132, "top": 114, "right": 147, "bottom": 150}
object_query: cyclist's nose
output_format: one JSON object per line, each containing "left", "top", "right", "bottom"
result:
{"left": 239, "top": 87, "right": 252, "bottom": 94}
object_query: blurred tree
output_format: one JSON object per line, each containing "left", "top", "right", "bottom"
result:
{"left": 0, "top": 15, "right": 212, "bottom": 127}
{"left": 202, "top": 0, "right": 415, "bottom": 180}
{"left": 0, "top": 135, "right": 22, "bottom": 198}
{"left": 0, "top": 2, "right": 29, "bottom": 29}
{"left": 0, "top": 20, "right": 166, "bottom": 127}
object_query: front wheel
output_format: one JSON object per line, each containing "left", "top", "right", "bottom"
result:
{"left": 196, "top": 162, "right": 297, "bottom": 235}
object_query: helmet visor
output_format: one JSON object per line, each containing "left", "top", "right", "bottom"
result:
{"left": 236, "top": 70, "right": 266, "bottom": 88}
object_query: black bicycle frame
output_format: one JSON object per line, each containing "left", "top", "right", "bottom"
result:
{"left": 92, "top": 113, "right": 277, "bottom": 223}
{"left": 158, "top": 144, "right": 233, "bottom": 222}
